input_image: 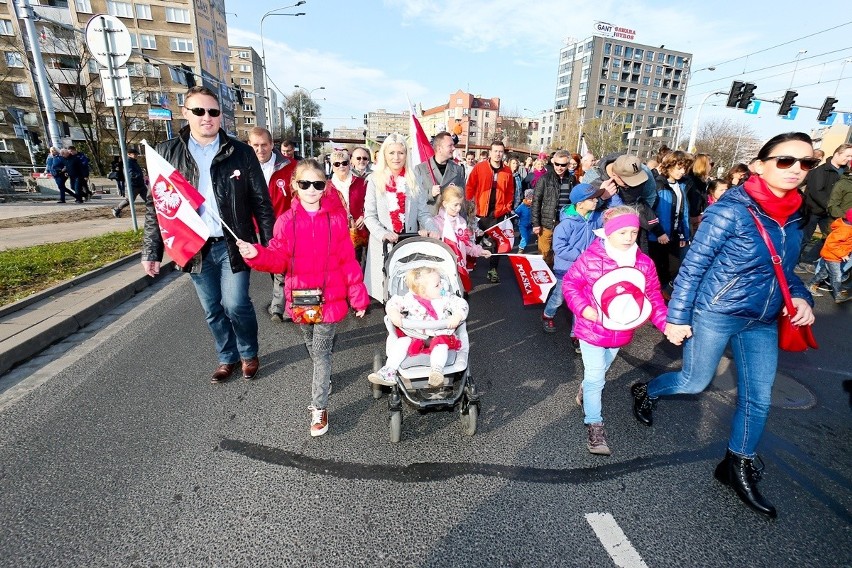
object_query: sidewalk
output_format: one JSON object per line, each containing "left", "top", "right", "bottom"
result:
{"left": 0, "top": 195, "right": 174, "bottom": 376}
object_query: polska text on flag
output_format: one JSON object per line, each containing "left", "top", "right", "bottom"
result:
{"left": 142, "top": 140, "right": 210, "bottom": 266}
{"left": 507, "top": 254, "right": 557, "bottom": 305}
{"left": 484, "top": 217, "right": 516, "bottom": 253}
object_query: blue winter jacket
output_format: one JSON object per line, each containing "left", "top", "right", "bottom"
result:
{"left": 667, "top": 185, "right": 813, "bottom": 326}
{"left": 650, "top": 173, "right": 691, "bottom": 243}
{"left": 552, "top": 205, "right": 603, "bottom": 277}
{"left": 515, "top": 202, "right": 533, "bottom": 243}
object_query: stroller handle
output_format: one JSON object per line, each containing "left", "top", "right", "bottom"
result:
{"left": 399, "top": 317, "right": 458, "bottom": 331}
{"left": 382, "top": 232, "right": 423, "bottom": 257}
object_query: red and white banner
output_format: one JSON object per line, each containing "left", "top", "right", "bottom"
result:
{"left": 484, "top": 217, "right": 516, "bottom": 253}
{"left": 142, "top": 141, "right": 210, "bottom": 266}
{"left": 409, "top": 100, "right": 435, "bottom": 168}
{"left": 441, "top": 218, "right": 472, "bottom": 292}
{"left": 507, "top": 254, "right": 557, "bottom": 305}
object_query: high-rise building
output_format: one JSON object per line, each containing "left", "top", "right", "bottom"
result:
{"left": 365, "top": 108, "right": 409, "bottom": 143}
{"left": 229, "top": 46, "right": 267, "bottom": 140}
{"left": 553, "top": 33, "right": 691, "bottom": 158}
{"left": 0, "top": 0, "right": 234, "bottom": 168}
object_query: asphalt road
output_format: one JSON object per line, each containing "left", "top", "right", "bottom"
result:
{"left": 0, "top": 262, "right": 850, "bottom": 567}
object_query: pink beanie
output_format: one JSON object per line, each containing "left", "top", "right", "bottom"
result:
{"left": 604, "top": 213, "right": 641, "bottom": 236}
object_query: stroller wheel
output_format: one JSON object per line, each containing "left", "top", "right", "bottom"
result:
{"left": 460, "top": 403, "right": 478, "bottom": 437}
{"left": 389, "top": 411, "right": 402, "bottom": 443}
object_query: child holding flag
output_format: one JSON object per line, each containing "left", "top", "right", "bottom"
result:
{"left": 432, "top": 185, "right": 491, "bottom": 292}
{"left": 236, "top": 159, "right": 368, "bottom": 437}
{"left": 562, "top": 206, "right": 668, "bottom": 455}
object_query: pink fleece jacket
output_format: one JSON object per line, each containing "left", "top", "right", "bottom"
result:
{"left": 245, "top": 190, "right": 369, "bottom": 323}
{"left": 562, "top": 239, "right": 667, "bottom": 348}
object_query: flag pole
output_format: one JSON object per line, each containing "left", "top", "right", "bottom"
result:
{"left": 206, "top": 207, "right": 239, "bottom": 241}
{"left": 483, "top": 214, "right": 518, "bottom": 232}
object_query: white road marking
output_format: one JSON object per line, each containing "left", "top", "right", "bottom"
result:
{"left": 585, "top": 512, "right": 649, "bottom": 568}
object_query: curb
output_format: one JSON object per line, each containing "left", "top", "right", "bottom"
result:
{"left": 0, "top": 256, "right": 176, "bottom": 376}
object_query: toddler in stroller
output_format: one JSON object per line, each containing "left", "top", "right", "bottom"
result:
{"left": 368, "top": 266, "right": 468, "bottom": 387}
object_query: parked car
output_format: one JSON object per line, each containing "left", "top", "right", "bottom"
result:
{"left": 0, "top": 166, "right": 25, "bottom": 185}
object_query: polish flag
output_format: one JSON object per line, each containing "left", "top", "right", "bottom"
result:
{"left": 142, "top": 141, "right": 210, "bottom": 267}
{"left": 441, "top": 218, "right": 472, "bottom": 292}
{"left": 507, "top": 254, "right": 556, "bottom": 305}
{"left": 408, "top": 100, "right": 435, "bottom": 168}
{"left": 484, "top": 217, "right": 516, "bottom": 253}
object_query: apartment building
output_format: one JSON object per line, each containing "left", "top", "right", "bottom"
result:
{"left": 229, "top": 46, "right": 267, "bottom": 140}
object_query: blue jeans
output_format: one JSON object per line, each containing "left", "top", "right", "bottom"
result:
{"left": 810, "top": 257, "right": 852, "bottom": 298}
{"left": 578, "top": 340, "right": 619, "bottom": 424}
{"left": 647, "top": 309, "right": 777, "bottom": 458}
{"left": 301, "top": 322, "right": 337, "bottom": 409}
{"left": 189, "top": 241, "right": 259, "bottom": 364}
{"left": 543, "top": 275, "right": 564, "bottom": 318}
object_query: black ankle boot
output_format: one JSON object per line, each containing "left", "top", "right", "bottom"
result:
{"left": 631, "top": 382, "right": 655, "bottom": 426}
{"left": 714, "top": 449, "right": 777, "bottom": 519}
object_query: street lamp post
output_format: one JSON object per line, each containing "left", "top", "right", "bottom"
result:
{"left": 835, "top": 58, "right": 852, "bottom": 97}
{"left": 294, "top": 85, "right": 324, "bottom": 157}
{"left": 260, "top": 3, "right": 306, "bottom": 131}
{"left": 687, "top": 91, "right": 725, "bottom": 154}
{"left": 677, "top": 65, "right": 716, "bottom": 151}
{"left": 788, "top": 49, "right": 808, "bottom": 90}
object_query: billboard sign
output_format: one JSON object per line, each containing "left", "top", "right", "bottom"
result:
{"left": 593, "top": 21, "right": 636, "bottom": 41}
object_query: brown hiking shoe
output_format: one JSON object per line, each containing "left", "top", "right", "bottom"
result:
{"left": 586, "top": 422, "right": 612, "bottom": 455}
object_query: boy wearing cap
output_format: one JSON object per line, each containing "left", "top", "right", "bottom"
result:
{"left": 542, "top": 183, "right": 605, "bottom": 345}
{"left": 562, "top": 206, "right": 668, "bottom": 455}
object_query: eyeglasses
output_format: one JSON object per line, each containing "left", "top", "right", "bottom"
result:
{"left": 553, "top": 162, "right": 569, "bottom": 167}
{"left": 765, "top": 156, "right": 820, "bottom": 171}
{"left": 296, "top": 180, "right": 327, "bottom": 190}
{"left": 353, "top": 156, "right": 369, "bottom": 161}
{"left": 332, "top": 160, "right": 350, "bottom": 167}
{"left": 186, "top": 107, "right": 221, "bottom": 117}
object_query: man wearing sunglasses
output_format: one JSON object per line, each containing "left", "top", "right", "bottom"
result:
{"left": 532, "top": 149, "right": 578, "bottom": 269}
{"left": 141, "top": 86, "right": 276, "bottom": 384}
{"left": 350, "top": 147, "right": 372, "bottom": 179}
{"left": 797, "top": 143, "right": 852, "bottom": 272}
{"left": 414, "top": 131, "right": 465, "bottom": 207}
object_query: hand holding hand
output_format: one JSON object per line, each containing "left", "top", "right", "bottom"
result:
{"left": 664, "top": 323, "right": 692, "bottom": 345}
{"left": 582, "top": 306, "right": 598, "bottom": 321}
{"left": 785, "top": 297, "right": 815, "bottom": 326}
{"left": 236, "top": 238, "right": 257, "bottom": 259}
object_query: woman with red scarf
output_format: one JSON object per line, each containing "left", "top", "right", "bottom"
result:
{"left": 363, "top": 133, "right": 436, "bottom": 301}
{"left": 630, "top": 132, "right": 817, "bottom": 519}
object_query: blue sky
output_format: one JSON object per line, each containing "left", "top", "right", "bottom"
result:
{"left": 226, "top": 0, "right": 852, "bottom": 145}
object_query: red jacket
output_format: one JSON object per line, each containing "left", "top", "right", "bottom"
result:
{"left": 329, "top": 174, "right": 368, "bottom": 245}
{"left": 245, "top": 190, "right": 368, "bottom": 323}
{"left": 562, "top": 239, "right": 667, "bottom": 348}
{"left": 465, "top": 160, "right": 514, "bottom": 218}
{"left": 268, "top": 160, "right": 297, "bottom": 218}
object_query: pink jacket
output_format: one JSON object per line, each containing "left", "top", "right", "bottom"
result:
{"left": 562, "top": 239, "right": 667, "bottom": 348}
{"left": 245, "top": 190, "right": 369, "bottom": 323}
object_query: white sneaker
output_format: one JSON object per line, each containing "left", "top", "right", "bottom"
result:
{"left": 368, "top": 365, "right": 397, "bottom": 386}
{"left": 308, "top": 405, "right": 328, "bottom": 437}
{"left": 428, "top": 368, "right": 444, "bottom": 387}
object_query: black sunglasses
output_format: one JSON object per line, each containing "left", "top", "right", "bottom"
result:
{"left": 296, "top": 180, "right": 326, "bottom": 190}
{"left": 353, "top": 156, "right": 369, "bottom": 161}
{"left": 765, "top": 156, "right": 820, "bottom": 171}
{"left": 333, "top": 160, "right": 349, "bottom": 167}
{"left": 187, "top": 107, "right": 221, "bottom": 117}
{"left": 553, "top": 162, "right": 569, "bottom": 167}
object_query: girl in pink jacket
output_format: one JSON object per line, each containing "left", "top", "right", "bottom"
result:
{"left": 236, "top": 159, "right": 369, "bottom": 437}
{"left": 563, "top": 206, "right": 667, "bottom": 456}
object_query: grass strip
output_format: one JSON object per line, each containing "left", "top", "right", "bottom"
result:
{"left": 0, "top": 230, "right": 143, "bottom": 307}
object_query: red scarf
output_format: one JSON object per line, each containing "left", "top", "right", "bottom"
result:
{"left": 743, "top": 175, "right": 802, "bottom": 225}
{"left": 386, "top": 169, "right": 407, "bottom": 233}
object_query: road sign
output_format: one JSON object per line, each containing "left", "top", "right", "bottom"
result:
{"left": 744, "top": 100, "right": 761, "bottom": 115}
{"left": 148, "top": 108, "right": 172, "bottom": 121}
{"left": 822, "top": 112, "right": 837, "bottom": 126}
{"left": 781, "top": 106, "right": 799, "bottom": 120}
{"left": 84, "top": 15, "right": 132, "bottom": 68}
{"left": 843, "top": 113, "right": 852, "bottom": 126}
{"left": 13, "top": 125, "right": 27, "bottom": 139}
{"left": 100, "top": 68, "right": 132, "bottom": 107}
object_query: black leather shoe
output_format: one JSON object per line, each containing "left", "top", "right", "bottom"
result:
{"left": 631, "top": 382, "right": 655, "bottom": 426}
{"left": 211, "top": 362, "right": 238, "bottom": 383}
{"left": 714, "top": 450, "right": 777, "bottom": 518}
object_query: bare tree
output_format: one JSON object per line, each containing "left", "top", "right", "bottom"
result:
{"left": 694, "top": 117, "right": 760, "bottom": 170}
{"left": 551, "top": 107, "right": 583, "bottom": 154}
{"left": 582, "top": 111, "right": 629, "bottom": 157}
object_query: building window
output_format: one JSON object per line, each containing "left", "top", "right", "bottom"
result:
{"left": 106, "top": 1, "right": 133, "bottom": 18}
{"left": 166, "top": 7, "right": 191, "bottom": 23}
{"left": 604, "top": 42, "right": 611, "bottom": 55}
{"left": 239, "top": 64, "right": 250, "bottom": 72}
{"left": 624, "top": 47, "right": 633, "bottom": 59}
{"left": 129, "top": 118, "right": 145, "bottom": 130}
{"left": 614, "top": 44, "right": 622, "bottom": 56}
{"left": 144, "top": 63, "right": 159, "bottom": 77}
{"left": 651, "top": 91, "right": 660, "bottom": 100}
{"left": 176, "top": 93, "right": 185, "bottom": 106}
{"left": 169, "top": 37, "right": 194, "bottom": 52}
{"left": 608, "top": 97, "right": 615, "bottom": 106}
{"left": 657, "top": 52, "right": 665, "bottom": 62}
{"left": 243, "top": 92, "right": 253, "bottom": 100}
{"left": 244, "top": 116, "right": 254, "bottom": 125}
{"left": 88, "top": 59, "right": 100, "bottom": 73}
{"left": 127, "top": 63, "right": 142, "bottom": 76}
{"left": 0, "top": 19, "right": 13, "bottom": 35}
{"left": 243, "top": 104, "right": 254, "bottom": 112}
{"left": 239, "top": 77, "right": 251, "bottom": 85}
{"left": 74, "top": 0, "right": 92, "bottom": 13}
{"left": 132, "top": 91, "right": 147, "bottom": 104}
{"left": 0, "top": 139, "right": 12, "bottom": 152}
{"left": 135, "top": 4, "right": 152, "bottom": 19}
{"left": 129, "top": 33, "right": 137, "bottom": 48}
{"left": 140, "top": 34, "right": 156, "bottom": 49}
{"left": 102, "top": 116, "right": 116, "bottom": 130}
{"left": 5, "top": 51, "right": 23, "bottom": 67}
{"left": 238, "top": 51, "right": 250, "bottom": 59}
{"left": 642, "top": 77, "right": 650, "bottom": 85}
{"left": 654, "top": 78, "right": 661, "bottom": 87}
{"left": 485, "top": 111, "right": 490, "bottom": 118}
{"left": 634, "top": 48, "right": 643, "bottom": 60}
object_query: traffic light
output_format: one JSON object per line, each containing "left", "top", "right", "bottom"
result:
{"left": 738, "top": 83, "right": 757, "bottom": 109}
{"left": 181, "top": 64, "right": 195, "bottom": 87}
{"left": 778, "top": 90, "right": 797, "bottom": 116}
{"left": 233, "top": 82, "right": 244, "bottom": 105}
{"left": 817, "top": 97, "right": 838, "bottom": 122}
{"left": 726, "top": 81, "right": 745, "bottom": 108}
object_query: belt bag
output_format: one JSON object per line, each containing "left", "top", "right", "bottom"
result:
{"left": 291, "top": 288, "right": 324, "bottom": 324}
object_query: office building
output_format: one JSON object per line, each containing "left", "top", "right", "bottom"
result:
{"left": 365, "top": 108, "right": 409, "bottom": 143}
{"left": 229, "top": 46, "right": 267, "bottom": 139}
{"left": 421, "top": 90, "right": 500, "bottom": 149}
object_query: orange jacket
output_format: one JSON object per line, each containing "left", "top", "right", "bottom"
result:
{"left": 820, "top": 218, "right": 852, "bottom": 262}
{"left": 465, "top": 160, "right": 514, "bottom": 218}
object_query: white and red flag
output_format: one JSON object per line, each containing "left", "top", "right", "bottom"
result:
{"left": 507, "top": 254, "right": 557, "bottom": 305}
{"left": 441, "top": 219, "right": 473, "bottom": 292}
{"left": 484, "top": 217, "right": 516, "bottom": 253}
{"left": 408, "top": 99, "right": 435, "bottom": 169}
{"left": 142, "top": 141, "right": 210, "bottom": 266}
